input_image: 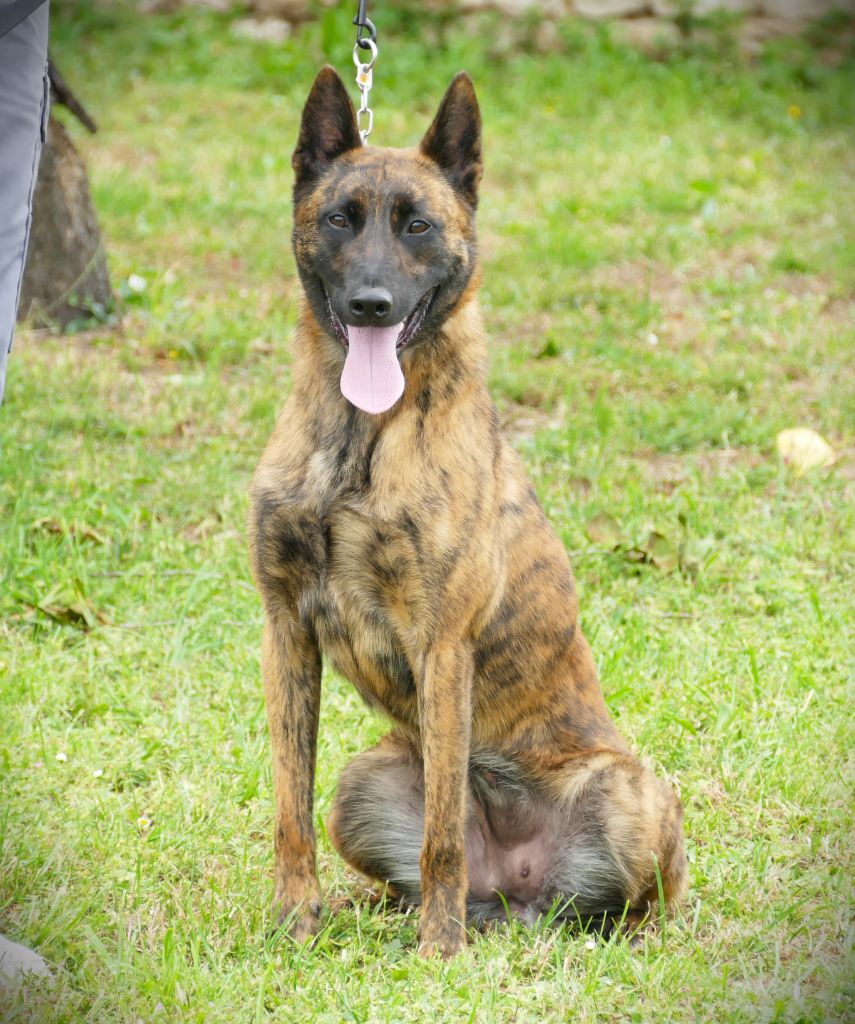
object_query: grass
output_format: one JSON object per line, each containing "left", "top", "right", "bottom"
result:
{"left": 1, "top": 3, "right": 853, "bottom": 1021}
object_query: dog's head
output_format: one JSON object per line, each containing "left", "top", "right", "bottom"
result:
{"left": 291, "top": 66, "right": 482, "bottom": 414}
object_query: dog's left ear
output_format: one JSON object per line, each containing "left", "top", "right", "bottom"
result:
{"left": 293, "top": 66, "right": 362, "bottom": 194}
{"left": 419, "top": 72, "right": 482, "bottom": 209}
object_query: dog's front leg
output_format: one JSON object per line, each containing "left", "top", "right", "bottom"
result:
{"left": 262, "top": 608, "right": 323, "bottom": 942}
{"left": 417, "top": 641, "right": 473, "bottom": 958}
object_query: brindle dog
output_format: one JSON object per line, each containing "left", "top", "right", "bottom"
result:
{"left": 250, "top": 66, "right": 687, "bottom": 958}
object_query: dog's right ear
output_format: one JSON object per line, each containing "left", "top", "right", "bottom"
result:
{"left": 292, "top": 66, "right": 361, "bottom": 193}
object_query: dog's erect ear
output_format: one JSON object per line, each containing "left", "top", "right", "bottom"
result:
{"left": 293, "top": 66, "right": 361, "bottom": 192}
{"left": 419, "top": 72, "right": 482, "bottom": 208}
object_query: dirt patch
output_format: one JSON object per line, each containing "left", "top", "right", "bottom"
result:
{"left": 587, "top": 259, "right": 690, "bottom": 306}
{"left": 817, "top": 296, "right": 855, "bottom": 330}
{"left": 617, "top": 15, "right": 855, "bottom": 62}
{"left": 498, "top": 397, "right": 567, "bottom": 443}
{"left": 636, "top": 447, "right": 764, "bottom": 492}
{"left": 485, "top": 309, "right": 557, "bottom": 350}
{"left": 587, "top": 259, "right": 704, "bottom": 351}
{"left": 587, "top": 251, "right": 850, "bottom": 354}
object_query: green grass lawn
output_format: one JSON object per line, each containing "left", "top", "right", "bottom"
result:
{"left": 1, "top": 4, "right": 853, "bottom": 1021}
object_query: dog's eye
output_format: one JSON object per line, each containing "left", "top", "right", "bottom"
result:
{"left": 328, "top": 213, "right": 348, "bottom": 228}
{"left": 408, "top": 219, "right": 431, "bottom": 235}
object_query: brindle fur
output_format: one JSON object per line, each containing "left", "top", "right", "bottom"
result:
{"left": 250, "top": 67, "right": 686, "bottom": 958}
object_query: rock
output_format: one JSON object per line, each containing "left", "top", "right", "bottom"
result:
{"left": 248, "top": 0, "right": 313, "bottom": 21}
{"left": 230, "top": 17, "right": 292, "bottom": 43}
{"left": 138, "top": 0, "right": 235, "bottom": 12}
{"left": 652, "top": 0, "right": 758, "bottom": 14}
{"left": 0, "top": 935, "right": 52, "bottom": 990}
{"left": 573, "top": 0, "right": 649, "bottom": 17}
{"left": 460, "top": 0, "right": 567, "bottom": 13}
{"left": 616, "top": 16, "right": 681, "bottom": 49}
{"left": 533, "top": 18, "right": 563, "bottom": 49}
{"left": 738, "top": 14, "right": 804, "bottom": 49}
{"left": 760, "top": 0, "right": 854, "bottom": 16}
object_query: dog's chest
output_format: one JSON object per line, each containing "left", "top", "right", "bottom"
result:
{"left": 257, "top": 414, "right": 454, "bottom": 723}
{"left": 286, "top": 437, "right": 437, "bottom": 721}
{"left": 301, "top": 499, "right": 428, "bottom": 720}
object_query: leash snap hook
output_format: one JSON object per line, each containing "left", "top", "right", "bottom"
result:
{"left": 352, "top": 0, "right": 376, "bottom": 49}
{"left": 355, "top": 16, "right": 376, "bottom": 50}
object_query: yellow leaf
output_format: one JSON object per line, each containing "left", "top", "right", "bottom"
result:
{"left": 776, "top": 427, "right": 835, "bottom": 475}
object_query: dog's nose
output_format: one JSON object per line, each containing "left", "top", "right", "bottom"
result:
{"left": 348, "top": 288, "right": 393, "bottom": 324}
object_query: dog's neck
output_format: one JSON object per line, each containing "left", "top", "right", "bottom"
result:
{"left": 289, "top": 294, "right": 489, "bottom": 431}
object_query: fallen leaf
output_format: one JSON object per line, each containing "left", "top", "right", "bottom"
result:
{"left": 642, "top": 531, "right": 679, "bottom": 573}
{"left": 585, "top": 512, "right": 626, "bottom": 549}
{"left": 78, "top": 526, "right": 107, "bottom": 544}
{"left": 776, "top": 427, "right": 835, "bottom": 475}
{"left": 35, "top": 600, "right": 107, "bottom": 631}
{"left": 31, "top": 517, "right": 63, "bottom": 535}
{"left": 31, "top": 518, "right": 107, "bottom": 545}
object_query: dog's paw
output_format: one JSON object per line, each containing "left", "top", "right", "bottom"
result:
{"left": 269, "top": 892, "right": 324, "bottom": 944}
{"left": 606, "top": 907, "right": 653, "bottom": 948}
{"left": 417, "top": 918, "right": 467, "bottom": 959}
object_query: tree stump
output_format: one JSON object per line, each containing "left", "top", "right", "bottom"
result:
{"left": 18, "top": 113, "right": 113, "bottom": 329}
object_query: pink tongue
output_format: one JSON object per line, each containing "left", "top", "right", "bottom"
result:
{"left": 341, "top": 323, "right": 406, "bottom": 415}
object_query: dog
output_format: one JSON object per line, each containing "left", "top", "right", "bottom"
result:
{"left": 249, "top": 66, "right": 687, "bottom": 958}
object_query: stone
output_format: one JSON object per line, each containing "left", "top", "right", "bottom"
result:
{"left": 0, "top": 935, "right": 52, "bottom": 990}
{"left": 249, "top": 0, "right": 313, "bottom": 21}
{"left": 761, "top": 0, "right": 855, "bottom": 17}
{"left": 460, "top": 0, "right": 567, "bottom": 14}
{"left": 652, "top": 0, "right": 758, "bottom": 14}
{"left": 230, "top": 17, "right": 292, "bottom": 43}
{"left": 616, "top": 15, "right": 682, "bottom": 49}
{"left": 573, "top": 0, "right": 649, "bottom": 15}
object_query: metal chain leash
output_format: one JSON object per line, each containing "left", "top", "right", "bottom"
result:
{"left": 352, "top": 0, "right": 377, "bottom": 144}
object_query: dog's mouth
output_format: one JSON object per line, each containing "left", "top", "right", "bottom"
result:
{"left": 321, "top": 286, "right": 436, "bottom": 416}
{"left": 324, "top": 286, "right": 436, "bottom": 353}
{"left": 394, "top": 287, "right": 436, "bottom": 351}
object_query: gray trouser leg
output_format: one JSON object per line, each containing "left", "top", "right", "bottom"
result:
{"left": 0, "top": 1, "right": 50, "bottom": 404}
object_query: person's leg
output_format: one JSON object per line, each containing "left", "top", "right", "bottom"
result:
{"left": 0, "top": 7, "right": 54, "bottom": 983}
{"left": 0, "top": 0, "right": 50, "bottom": 404}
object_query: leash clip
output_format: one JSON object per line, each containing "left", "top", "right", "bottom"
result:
{"left": 352, "top": 0, "right": 377, "bottom": 50}
{"left": 352, "top": 38, "right": 377, "bottom": 144}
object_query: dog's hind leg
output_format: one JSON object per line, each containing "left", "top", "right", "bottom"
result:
{"left": 329, "top": 741, "right": 687, "bottom": 939}
{"left": 329, "top": 734, "right": 491, "bottom": 924}
{"left": 533, "top": 750, "right": 688, "bottom": 931}
{"left": 327, "top": 737, "right": 513, "bottom": 928}
{"left": 458, "top": 750, "right": 686, "bottom": 934}
{"left": 327, "top": 734, "right": 426, "bottom": 907}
